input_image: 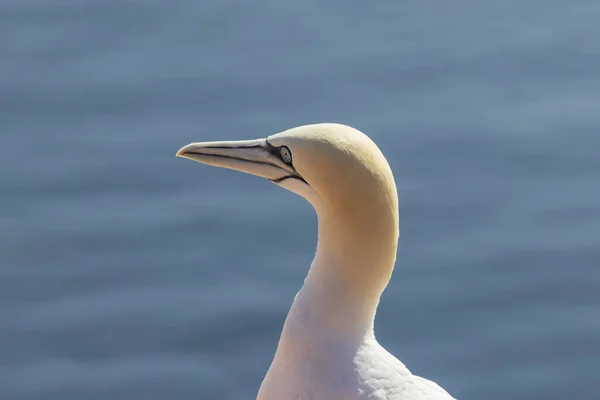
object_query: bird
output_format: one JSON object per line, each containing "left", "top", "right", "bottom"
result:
{"left": 176, "top": 123, "right": 455, "bottom": 400}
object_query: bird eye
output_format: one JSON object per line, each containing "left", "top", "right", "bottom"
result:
{"left": 280, "top": 146, "right": 292, "bottom": 164}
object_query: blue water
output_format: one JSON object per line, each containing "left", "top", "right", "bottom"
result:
{"left": 2, "top": 1, "right": 600, "bottom": 399}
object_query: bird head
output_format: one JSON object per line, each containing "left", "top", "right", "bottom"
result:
{"left": 176, "top": 123, "right": 398, "bottom": 223}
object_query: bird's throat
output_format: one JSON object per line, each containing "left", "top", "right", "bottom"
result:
{"left": 280, "top": 206, "right": 399, "bottom": 346}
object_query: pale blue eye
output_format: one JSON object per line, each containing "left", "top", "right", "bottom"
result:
{"left": 280, "top": 146, "right": 292, "bottom": 164}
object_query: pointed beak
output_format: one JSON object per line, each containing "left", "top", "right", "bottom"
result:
{"left": 176, "top": 138, "right": 299, "bottom": 182}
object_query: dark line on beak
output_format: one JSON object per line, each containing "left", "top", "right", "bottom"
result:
{"left": 271, "top": 174, "right": 308, "bottom": 184}
{"left": 180, "top": 151, "right": 282, "bottom": 170}
{"left": 197, "top": 144, "right": 264, "bottom": 150}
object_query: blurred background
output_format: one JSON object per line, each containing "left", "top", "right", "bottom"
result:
{"left": 1, "top": 1, "right": 600, "bottom": 399}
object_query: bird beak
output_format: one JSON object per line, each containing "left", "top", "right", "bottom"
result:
{"left": 176, "top": 138, "right": 299, "bottom": 182}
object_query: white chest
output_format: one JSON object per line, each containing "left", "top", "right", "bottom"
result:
{"left": 257, "top": 337, "right": 417, "bottom": 400}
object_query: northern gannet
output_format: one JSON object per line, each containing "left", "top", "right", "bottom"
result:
{"left": 176, "top": 123, "right": 455, "bottom": 400}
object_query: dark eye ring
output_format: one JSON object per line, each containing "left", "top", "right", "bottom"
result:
{"left": 280, "top": 146, "right": 292, "bottom": 164}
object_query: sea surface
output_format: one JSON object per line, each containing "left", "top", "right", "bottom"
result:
{"left": 1, "top": 1, "right": 600, "bottom": 399}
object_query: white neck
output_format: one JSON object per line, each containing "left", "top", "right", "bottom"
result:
{"left": 277, "top": 203, "right": 399, "bottom": 350}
